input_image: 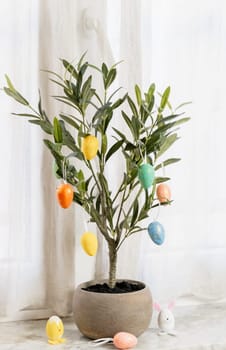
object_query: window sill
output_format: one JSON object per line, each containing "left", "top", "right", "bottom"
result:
{"left": 0, "top": 302, "right": 225, "bottom": 349}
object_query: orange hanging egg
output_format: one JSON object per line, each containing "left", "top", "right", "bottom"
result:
{"left": 156, "top": 183, "right": 171, "bottom": 203}
{"left": 56, "top": 183, "right": 74, "bottom": 209}
{"left": 82, "top": 135, "right": 98, "bottom": 160}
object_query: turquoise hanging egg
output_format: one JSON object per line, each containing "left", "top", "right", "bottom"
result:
{"left": 138, "top": 164, "right": 155, "bottom": 189}
{"left": 148, "top": 221, "right": 165, "bottom": 245}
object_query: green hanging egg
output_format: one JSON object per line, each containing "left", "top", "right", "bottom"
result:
{"left": 138, "top": 163, "right": 155, "bottom": 189}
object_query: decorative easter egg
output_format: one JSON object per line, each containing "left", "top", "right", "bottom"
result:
{"left": 156, "top": 183, "right": 171, "bottom": 203}
{"left": 138, "top": 163, "right": 155, "bottom": 189}
{"left": 56, "top": 183, "right": 74, "bottom": 209}
{"left": 46, "top": 315, "right": 65, "bottom": 345}
{"left": 113, "top": 332, "right": 138, "bottom": 350}
{"left": 148, "top": 221, "right": 165, "bottom": 245}
{"left": 82, "top": 135, "right": 99, "bottom": 160}
{"left": 81, "top": 232, "right": 98, "bottom": 256}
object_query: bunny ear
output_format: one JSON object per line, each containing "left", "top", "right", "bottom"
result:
{"left": 168, "top": 301, "right": 175, "bottom": 310}
{"left": 153, "top": 302, "right": 161, "bottom": 312}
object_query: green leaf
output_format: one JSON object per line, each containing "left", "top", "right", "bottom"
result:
{"left": 81, "top": 75, "right": 92, "bottom": 97}
{"left": 59, "top": 120, "right": 84, "bottom": 159}
{"left": 59, "top": 114, "right": 80, "bottom": 130}
{"left": 12, "top": 113, "right": 39, "bottom": 119}
{"left": 131, "top": 116, "right": 141, "bottom": 140}
{"left": 73, "top": 192, "right": 84, "bottom": 206}
{"left": 131, "top": 198, "right": 139, "bottom": 226}
{"left": 87, "top": 63, "right": 102, "bottom": 73}
{"left": 77, "top": 169, "right": 85, "bottom": 181}
{"left": 43, "top": 139, "right": 63, "bottom": 163}
{"left": 124, "top": 142, "right": 137, "bottom": 151}
{"left": 156, "top": 113, "right": 183, "bottom": 125}
{"left": 49, "top": 78, "right": 66, "bottom": 90}
{"left": 105, "top": 140, "right": 124, "bottom": 162}
{"left": 102, "top": 63, "right": 108, "bottom": 78}
{"left": 155, "top": 158, "right": 181, "bottom": 170}
{"left": 172, "top": 117, "right": 190, "bottom": 127}
{"left": 127, "top": 95, "right": 139, "bottom": 118}
{"left": 122, "top": 111, "right": 133, "bottom": 135}
{"left": 29, "top": 120, "right": 53, "bottom": 134}
{"left": 95, "top": 194, "right": 101, "bottom": 212}
{"left": 77, "top": 51, "right": 87, "bottom": 70}
{"left": 61, "top": 59, "right": 78, "bottom": 79}
{"left": 107, "top": 87, "right": 123, "bottom": 102}
{"left": 145, "top": 83, "right": 155, "bottom": 104}
{"left": 53, "top": 117, "right": 63, "bottom": 143}
{"left": 135, "top": 84, "right": 142, "bottom": 107}
{"left": 157, "top": 133, "right": 179, "bottom": 158}
{"left": 112, "top": 127, "right": 127, "bottom": 140}
{"left": 111, "top": 93, "right": 127, "bottom": 109}
{"left": 154, "top": 177, "right": 170, "bottom": 184}
{"left": 101, "top": 134, "right": 108, "bottom": 155}
{"left": 105, "top": 68, "right": 117, "bottom": 89}
{"left": 160, "top": 86, "right": 170, "bottom": 110}
{"left": 175, "top": 101, "right": 192, "bottom": 111}
{"left": 5, "top": 74, "right": 15, "bottom": 91}
{"left": 3, "top": 87, "right": 29, "bottom": 106}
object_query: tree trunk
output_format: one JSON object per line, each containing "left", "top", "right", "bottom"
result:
{"left": 108, "top": 243, "right": 117, "bottom": 289}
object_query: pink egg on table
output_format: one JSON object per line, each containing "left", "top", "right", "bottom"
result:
{"left": 156, "top": 183, "right": 171, "bottom": 203}
{"left": 113, "top": 332, "right": 138, "bottom": 349}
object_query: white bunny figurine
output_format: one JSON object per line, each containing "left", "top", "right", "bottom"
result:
{"left": 154, "top": 301, "right": 176, "bottom": 336}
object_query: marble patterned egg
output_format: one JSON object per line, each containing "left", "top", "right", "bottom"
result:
{"left": 138, "top": 163, "right": 155, "bottom": 189}
{"left": 156, "top": 183, "right": 171, "bottom": 203}
{"left": 148, "top": 221, "right": 165, "bottom": 245}
{"left": 80, "top": 232, "right": 98, "bottom": 256}
{"left": 113, "top": 332, "right": 138, "bottom": 349}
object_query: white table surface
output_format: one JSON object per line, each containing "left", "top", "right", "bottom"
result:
{"left": 0, "top": 302, "right": 226, "bottom": 349}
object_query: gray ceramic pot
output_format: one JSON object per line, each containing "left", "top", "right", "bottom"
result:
{"left": 72, "top": 279, "right": 152, "bottom": 339}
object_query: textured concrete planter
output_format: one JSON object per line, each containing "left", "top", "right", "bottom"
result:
{"left": 72, "top": 279, "right": 153, "bottom": 339}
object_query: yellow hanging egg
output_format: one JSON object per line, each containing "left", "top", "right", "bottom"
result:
{"left": 82, "top": 135, "right": 98, "bottom": 160}
{"left": 81, "top": 232, "right": 98, "bottom": 256}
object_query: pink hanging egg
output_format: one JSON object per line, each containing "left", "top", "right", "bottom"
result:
{"left": 156, "top": 183, "right": 171, "bottom": 203}
{"left": 113, "top": 332, "right": 137, "bottom": 349}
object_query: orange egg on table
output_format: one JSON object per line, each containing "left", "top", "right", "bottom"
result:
{"left": 156, "top": 183, "right": 171, "bottom": 203}
{"left": 113, "top": 332, "right": 137, "bottom": 349}
{"left": 56, "top": 183, "right": 74, "bottom": 209}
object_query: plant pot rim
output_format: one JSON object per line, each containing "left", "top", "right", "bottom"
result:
{"left": 76, "top": 279, "right": 149, "bottom": 296}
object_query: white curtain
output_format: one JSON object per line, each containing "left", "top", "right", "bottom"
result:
{"left": 1, "top": 0, "right": 226, "bottom": 321}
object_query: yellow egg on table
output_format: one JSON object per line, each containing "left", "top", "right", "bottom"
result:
{"left": 46, "top": 315, "right": 65, "bottom": 345}
{"left": 81, "top": 232, "right": 98, "bottom": 256}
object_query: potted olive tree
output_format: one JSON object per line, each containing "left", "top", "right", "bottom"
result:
{"left": 3, "top": 54, "right": 189, "bottom": 339}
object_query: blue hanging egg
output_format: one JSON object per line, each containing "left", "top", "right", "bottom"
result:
{"left": 138, "top": 163, "right": 155, "bottom": 189}
{"left": 148, "top": 221, "right": 165, "bottom": 245}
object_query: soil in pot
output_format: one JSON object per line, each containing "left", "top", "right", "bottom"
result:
{"left": 82, "top": 281, "right": 144, "bottom": 293}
